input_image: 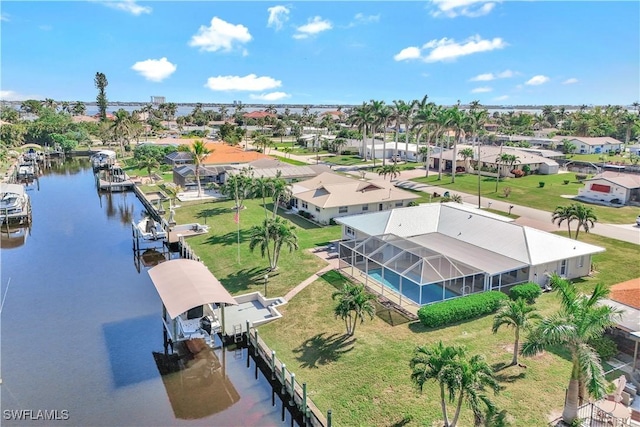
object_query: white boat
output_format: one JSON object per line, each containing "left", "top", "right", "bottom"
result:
{"left": 133, "top": 217, "right": 168, "bottom": 241}
{"left": 90, "top": 150, "right": 116, "bottom": 169}
{"left": 17, "top": 163, "right": 36, "bottom": 179}
{"left": 0, "top": 183, "right": 31, "bottom": 224}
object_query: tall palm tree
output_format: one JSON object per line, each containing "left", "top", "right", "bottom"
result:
{"left": 468, "top": 108, "right": 488, "bottom": 208}
{"left": 348, "top": 102, "right": 373, "bottom": 160}
{"left": 249, "top": 217, "right": 299, "bottom": 271}
{"left": 418, "top": 146, "right": 430, "bottom": 177}
{"left": 571, "top": 203, "right": 597, "bottom": 240}
{"left": 189, "top": 140, "right": 212, "bottom": 197}
{"left": 136, "top": 155, "right": 160, "bottom": 179}
{"left": 447, "top": 105, "right": 467, "bottom": 183}
{"left": 459, "top": 147, "right": 474, "bottom": 173}
{"left": 271, "top": 174, "right": 291, "bottom": 218}
{"left": 377, "top": 164, "right": 401, "bottom": 181}
{"left": 492, "top": 299, "right": 541, "bottom": 366}
{"left": 331, "top": 283, "right": 375, "bottom": 336}
{"left": 434, "top": 106, "right": 453, "bottom": 180}
{"left": 110, "top": 109, "right": 132, "bottom": 157}
{"left": 251, "top": 176, "right": 274, "bottom": 220}
{"left": 551, "top": 205, "right": 576, "bottom": 238}
{"left": 412, "top": 100, "right": 436, "bottom": 167}
{"left": 521, "top": 275, "right": 621, "bottom": 424}
{"left": 369, "top": 100, "right": 388, "bottom": 167}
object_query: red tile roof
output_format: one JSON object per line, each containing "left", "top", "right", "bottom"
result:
{"left": 610, "top": 278, "right": 640, "bottom": 309}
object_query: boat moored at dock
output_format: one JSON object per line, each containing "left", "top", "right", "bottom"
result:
{"left": 0, "top": 183, "right": 31, "bottom": 225}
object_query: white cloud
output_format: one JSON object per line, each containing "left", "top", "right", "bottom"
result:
{"left": 189, "top": 17, "right": 252, "bottom": 53}
{"left": 267, "top": 5, "right": 290, "bottom": 31}
{"left": 470, "top": 73, "right": 494, "bottom": 82}
{"left": 1, "top": 13, "right": 10, "bottom": 21}
{"left": 205, "top": 74, "right": 282, "bottom": 91}
{"left": 525, "top": 75, "right": 550, "bottom": 86}
{"left": 393, "top": 46, "right": 422, "bottom": 61}
{"left": 563, "top": 78, "right": 578, "bottom": 85}
{"left": 353, "top": 13, "right": 380, "bottom": 24}
{"left": 469, "top": 69, "right": 513, "bottom": 81}
{"left": 471, "top": 87, "right": 492, "bottom": 93}
{"left": 99, "top": 0, "right": 151, "bottom": 16}
{"left": 249, "top": 92, "right": 291, "bottom": 101}
{"left": 131, "top": 57, "right": 176, "bottom": 82}
{"left": 422, "top": 35, "right": 507, "bottom": 62}
{"left": 430, "top": 0, "right": 499, "bottom": 18}
{"left": 493, "top": 95, "right": 509, "bottom": 101}
{"left": 0, "top": 90, "right": 40, "bottom": 101}
{"left": 294, "top": 16, "right": 332, "bottom": 39}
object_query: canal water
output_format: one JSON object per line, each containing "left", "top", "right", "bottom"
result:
{"left": 0, "top": 159, "right": 296, "bottom": 426}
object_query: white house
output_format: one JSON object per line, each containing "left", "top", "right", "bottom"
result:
{"left": 577, "top": 171, "right": 640, "bottom": 205}
{"left": 437, "top": 145, "right": 560, "bottom": 175}
{"left": 289, "top": 172, "right": 419, "bottom": 225}
{"left": 364, "top": 141, "right": 442, "bottom": 163}
{"left": 554, "top": 136, "right": 624, "bottom": 155}
{"left": 335, "top": 203, "right": 604, "bottom": 306}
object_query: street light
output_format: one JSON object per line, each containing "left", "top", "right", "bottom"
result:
{"left": 263, "top": 274, "right": 269, "bottom": 297}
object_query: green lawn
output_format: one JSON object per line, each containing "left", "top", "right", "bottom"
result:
{"left": 167, "top": 198, "right": 340, "bottom": 297}
{"left": 258, "top": 233, "right": 640, "bottom": 427}
{"left": 270, "top": 155, "right": 309, "bottom": 166}
{"left": 411, "top": 173, "right": 639, "bottom": 224}
{"left": 322, "top": 155, "right": 373, "bottom": 166}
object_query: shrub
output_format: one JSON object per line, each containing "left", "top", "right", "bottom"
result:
{"left": 522, "top": 164, "right": 531, "bottom": 175}
{"left": 538, "top": 182, "right": 545, "bottom": 188}
{"left": 509, "top": 283, "right": 542, "bottom": 304}
{"left": 417, "top": 291, "right": 508, "bottom": 328}
{"left": 588, "top": 336, "right": 618, "bottom": 361}
{"left": 563, "top": 180, "right": 570, "bottom": 185}
{"left": 575, "top": 173, "right": 588, "bottom": 182}
{"left": 511, "top": 169, "right": 525, "bottom": 178}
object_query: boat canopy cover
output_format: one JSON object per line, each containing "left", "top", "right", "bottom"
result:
{"left": 148, "top": 259, "right": 237, "bottom": 319}
{"left": 0, "top": 183, "right": 26, "bottom": 196}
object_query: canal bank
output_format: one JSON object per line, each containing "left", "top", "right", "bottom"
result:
{"left": 0, "top": 160, "right": 300, "bottom": 426}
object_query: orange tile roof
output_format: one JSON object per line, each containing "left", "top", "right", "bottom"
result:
{"left": 610, "top": 278, "right": 640, "bottom": 309}
{"left": 243, "top": 111, "right": 276, "bottom": 119}
{"left": 142, "top": 138, "right": 271, "bottom": 164}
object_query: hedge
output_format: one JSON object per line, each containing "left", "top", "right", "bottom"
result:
{"left": 509, "top": 283, "right": 542, "bottom": 304}
{"left": 417, "top": 291, "right": 508, "bottom": 328}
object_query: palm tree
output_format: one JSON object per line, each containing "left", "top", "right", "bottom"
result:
{"left": 551, "top": 205, "right": 576, "bottom": 238}
{"left": 434, "top": 106, "right": 453, "bottom": 180}
{"left": 189, "top": 140, "right": 212, "bottom": 197}
{"left": 571, "top": 203, "right": 597, "bottom": 240}
{"left": 137, "top": 155, "right": 160, "bottom": 179}
{"left": 331, "top": 283, "right": 375, "bottom": 336}
{"left": 468, "top": 108, "right": 488, "bottom": 208}
{"left": 249, "top": 217, "right": 299, "bottom": 271}
{"left": 94, "top": 72, "right": 108, "bottom": 122}
{"left": 220, "top": 167, "right": 254, "bottom": 211}
{"left": 271, "top": 174, "right": 291, "bottom": 218}
{"left": 459, "top": 147, "right": 475, "bottom": 173}
{"left": 72, "top": 101, "right": 86, "bottom": 116}
{"left": 410, "top": 342, "right": 465, "bottom": 427}
{"left": 492, "top": 299, "right": 541, "bottom": 366}
{"left": 521, "top": 275, "right": 621, "bottom": 424}
{"left": 392, "top": 99, "right": 414, "bottom": 161}
{"left": 369, "top": 100, "right": 388, "bottom": 167}
{"left": 251, "top": 176, "right": 274, "bottom": 220}
{"left": 418, "top": 146, "right": 429, "bottom": 177}
{"left": 110, "top": 109, "right": 132, "bottom": 157}
{"left": 448, "top": 105, "right": 466, "bottom": 183}
{"left": 377, "top": 164, "right": 401, "bottom": 181}
{"left": 348, "top": 102, "right": 373, "bottom": 160}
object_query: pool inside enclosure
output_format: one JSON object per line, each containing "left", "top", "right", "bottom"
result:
{"left": 338, "top": 234, "right": 529, "bottom": 306}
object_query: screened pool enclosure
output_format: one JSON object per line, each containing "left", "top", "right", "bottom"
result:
{"left": 338, "top": 234, "right": 529, "bottom": 306}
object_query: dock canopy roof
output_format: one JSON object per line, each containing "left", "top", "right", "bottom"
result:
{"left": 148, "top": 259, "right": 237, "bottom": 319}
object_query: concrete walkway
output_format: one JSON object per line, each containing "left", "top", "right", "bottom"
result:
{"left": 284, "top": 247, "right": 338, "bottom": 301}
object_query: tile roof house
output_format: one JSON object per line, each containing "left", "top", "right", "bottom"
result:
{"left": 553, "top": 136, "right": 624, "bottom": 154}
{"left": 164, "top": 151, "right": 193, "bottom": 166}
{"left": 172, "top": 164, "right": 234, "bottom": 189}
{"left": 577, "top": 171, "right": 640, "bottom": 205}
{"left": 335, "top": 203, "right": 604, "bottom": 307}
{"left": 290, "top": 172, "right": 419, "bottom": 225}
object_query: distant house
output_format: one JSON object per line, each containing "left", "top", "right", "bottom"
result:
{"left": 243, "top": 111, "right": 277, "bottom": 120}
{"left": 577, "top": 171, "right": 640, "bottom": 205}
{"left": 335, "top": 204, "right": 605, "bottom": 306}
{"left": 173, "top": 164, "right": 234, "bottom": 189}
{"left": 554, "top": 136, "right": 624, "bottom": 154}
{"left": 627, "top": 144, "right": 640, "bottom": 156}
{"left": 437, "top": 144, "right": 560, "bottom": 175}
{"left": 289, "top": 172, "right": 419, "bottom": 225}
{"left": 600, "top": 278, "right": 640, "bottom": 365}
{"left": 164, "top": 151, "right": 193, "bottom": 166}
{"left": 228, "top": 159, "right": 330, "bottom": 183}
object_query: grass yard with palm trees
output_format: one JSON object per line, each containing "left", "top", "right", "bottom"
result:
{"left": 411, "top": 172, "right": 639, "bottom": 224}
{"left": 257, "top": 233, "right": 639, "bottom": 426}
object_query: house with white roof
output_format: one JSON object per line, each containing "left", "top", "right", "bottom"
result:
{"left": 289, "top": 172, "right": 419, "bottom": 225}
{"left": 553, "top": 136, "right": 624, "bottom": 154}
{"left": 335, "top": 203, "right": 604, "bottom": 307}
{"left": 577, "top": 171, "right": 640, "bottom": 205}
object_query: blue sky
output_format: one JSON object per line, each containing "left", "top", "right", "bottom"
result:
{"left": 1, "top": 1, "right": 638, "bottom": 106}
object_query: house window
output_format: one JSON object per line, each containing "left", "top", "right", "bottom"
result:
{"left": 395, "top": 201, "right": 403, "bottom": 207}
{"left": 315, "top": 207, "right": 320, "bottom": 212}
{"left": 362, "top": 205, "right": 369, "bottom": 212}
{"left": 578, "top": 256, "right": 584, "bottom": 268}
{"left": 302, "top": 202, "right": 308, "bottom": 209}
{"left": 338, "top": 206, "right": 348, "bottom": 214}
{"left": 560, "top": 260, "right": 567, "bottom": 276}
{"left": 345, "top": 226, "right": 354, "bottom": 237}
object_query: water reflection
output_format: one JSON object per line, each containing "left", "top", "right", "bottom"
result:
{"left": 0, "top": 223, "right": 30, "bottom": 249}
{"left": 1, "top": 160, "right": 298, "bottom": 426}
